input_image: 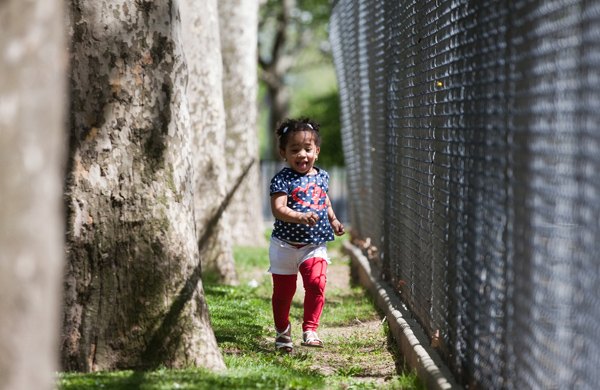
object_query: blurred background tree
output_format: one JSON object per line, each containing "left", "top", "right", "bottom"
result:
{"left": 258, "top": 0, "right": 343, "bottom": 166}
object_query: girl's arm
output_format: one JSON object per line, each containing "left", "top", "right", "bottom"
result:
{"left": 271, "top": 192, "right": 319, "bottom": 227}
{"left": 326, "top": 194, "right": 345, "bottom": 236}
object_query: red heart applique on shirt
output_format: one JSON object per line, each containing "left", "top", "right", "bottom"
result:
{"left": 291, "top": 183, "right": 327, "bottom": 210}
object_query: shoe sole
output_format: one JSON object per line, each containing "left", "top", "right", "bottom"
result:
{"left": 301, "top": 342, "right": 324, "bottom": 348}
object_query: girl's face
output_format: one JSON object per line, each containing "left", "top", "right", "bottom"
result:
{"left": 280, "top": 131, "right": 320, "bottom": 175}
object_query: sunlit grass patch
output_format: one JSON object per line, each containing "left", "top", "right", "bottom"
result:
{"left": 204, "top": 284, "right": 272, "bottom": 351}
{"left": 321, "top": 286, "right": 378, "bottom": 327}
{"left": 232, "top": 245, "right": 270, "bottom": 272}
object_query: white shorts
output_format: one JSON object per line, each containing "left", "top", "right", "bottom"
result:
{"left": 268, "top": 237, "right": 331, "bottom": 275}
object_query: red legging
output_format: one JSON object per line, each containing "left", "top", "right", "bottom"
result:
{"left": 272, "top": 257, "right": 328, "bottom": 332}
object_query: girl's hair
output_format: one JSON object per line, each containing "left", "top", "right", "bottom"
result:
{"left": 275, "top": 116, "right": 321, "bottom": 151}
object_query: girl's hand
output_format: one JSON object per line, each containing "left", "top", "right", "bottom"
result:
{"left": 331, "top": 219, "right": 345, "bottom": 236}
{"left": 299, "top": 211, "right": 319, "bottom": 227}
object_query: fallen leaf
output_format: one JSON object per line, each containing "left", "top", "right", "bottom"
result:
{"left": 430, "top": 329, "right": 441, "bottom": 348}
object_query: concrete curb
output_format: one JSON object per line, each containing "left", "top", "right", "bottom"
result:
{"left": 342, "top": 241, "right": 462, "bottom": 390}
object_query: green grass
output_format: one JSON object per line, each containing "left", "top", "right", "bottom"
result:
{"left": 57, "top": 233, "right": 425, "bottom": 390}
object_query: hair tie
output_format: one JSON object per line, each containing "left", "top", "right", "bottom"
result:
{"left": 307, "top": 123, "right": 313, "bottom": 129}
{"left": 283, "top": 126, "right": 288, "bottom": 133}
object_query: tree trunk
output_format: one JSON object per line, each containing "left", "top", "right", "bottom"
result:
{"left": 180, "top": 0, "right": 238, "bottom": 285}
{"left": 0, "top": 1, "right": 67, "bottom": 389}
{"left": 62, "top": 0, "right": 225, "bottom": 371}
{"left": 268, "top": 82, "right": 291, "bottom": 160}
{"left": 259, "top": 0, "right": 295, "bottom": 161}
{"left": 219, "top": 0, "right": 266, "bottom": 246}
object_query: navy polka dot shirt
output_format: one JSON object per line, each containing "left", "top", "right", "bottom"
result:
{"left": 270, "top": 167, "right": 335, "bottom": 244}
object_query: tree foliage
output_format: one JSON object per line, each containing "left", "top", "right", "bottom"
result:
{"left": 296, "top": 90, "right": 343, "bottom": 167}
{"left": 258, "top": 0, "right": 345, "bottom": 166}
{"left": 258, "top": 0, "right": 331, "bottom": 64}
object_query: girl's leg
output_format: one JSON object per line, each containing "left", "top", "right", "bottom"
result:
{"left": 299, "top": 257, "right": 328, "bottom": 332}
{"left": 272, "top": 273, "right": 297, "bottom": 331}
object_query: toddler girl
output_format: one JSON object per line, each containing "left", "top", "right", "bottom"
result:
{"left": 268, "top": 116, "right": 345, "bottom": 353}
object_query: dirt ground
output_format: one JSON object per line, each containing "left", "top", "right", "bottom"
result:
{"left": 261, "top": 259, "right": 401, "bottom": 387}
{"left": 309, "top": 262, "right": 397, "bottom": 385}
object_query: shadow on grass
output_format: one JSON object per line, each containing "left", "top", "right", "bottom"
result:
{"left": 203, "top": 284, "right": 274, "bottom": 353}
{"left": 58, "top": 370, "right": 147, "bottom": 390}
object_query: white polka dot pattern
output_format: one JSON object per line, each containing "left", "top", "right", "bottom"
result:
{"left": 269, "top": 167, "right": 335, "bottom": 244}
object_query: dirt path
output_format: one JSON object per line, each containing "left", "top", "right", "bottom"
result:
{"left": 275, "top": 260, "right": 401, "bottom": 387}
{"left": 239, "top": 243, "right": 403, "bottom": 387}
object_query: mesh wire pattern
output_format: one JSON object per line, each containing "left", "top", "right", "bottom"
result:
{"left": 330, "top": 0, "right": 600, "bottom": 389}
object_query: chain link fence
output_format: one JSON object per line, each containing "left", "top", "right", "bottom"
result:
{"left": 330, "top": 0, "right": 600, "bottom": 389}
